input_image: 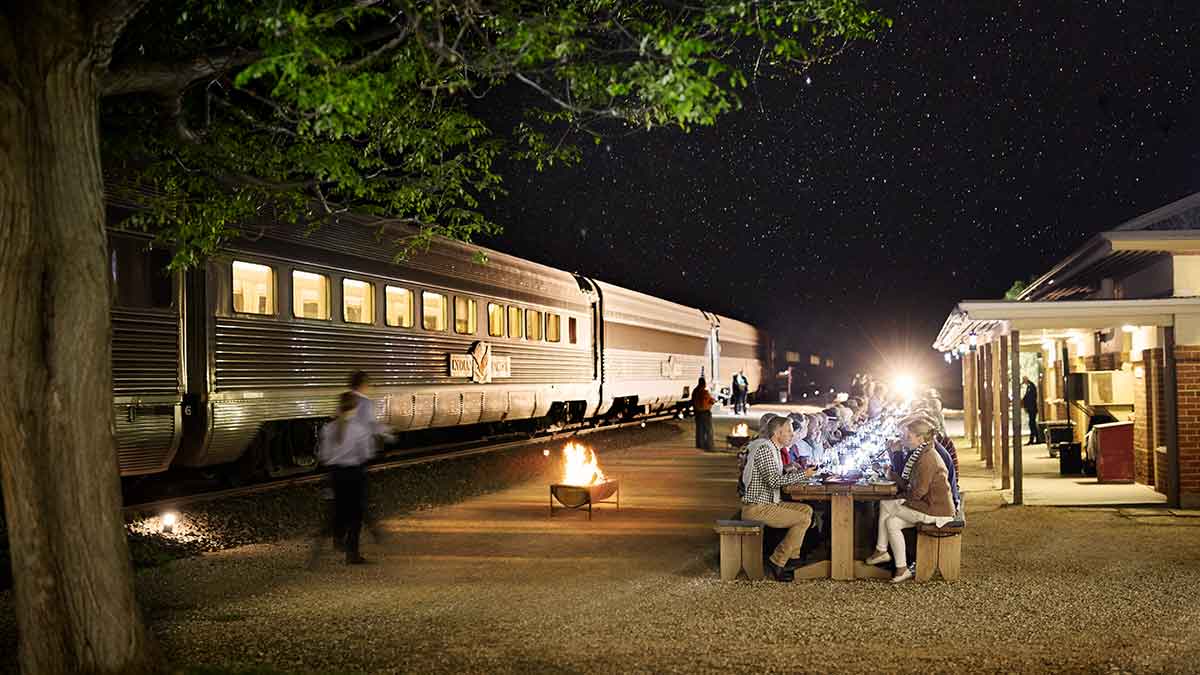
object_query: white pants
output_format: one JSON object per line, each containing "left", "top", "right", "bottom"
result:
{"left": 875, "top": 499, "right": 940, "bottom": 569}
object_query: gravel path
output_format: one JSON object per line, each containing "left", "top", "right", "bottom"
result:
{"left": 3, "top": 418, "right": 1200, "bottom": 673}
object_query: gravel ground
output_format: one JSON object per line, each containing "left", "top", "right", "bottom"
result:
{"left": 3, "top": 418, "right": 1200, "bottom": 673}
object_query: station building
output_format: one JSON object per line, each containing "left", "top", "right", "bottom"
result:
{"left": 934, "top": 191, "right": 1200, "bottom": 508}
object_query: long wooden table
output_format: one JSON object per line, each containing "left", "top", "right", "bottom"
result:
{"left": 782, "top": 481, "right": 898, "bottom": 581}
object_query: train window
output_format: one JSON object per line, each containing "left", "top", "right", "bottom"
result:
{"left": 487, "top": 303, "right": 505, "bottom": 337}
{"left": 546, "top": 314, "right": 561, "bottom": 342}
{"left": 292, "top": 270, "right": 330, "bottom": 320}
{"left": 568, "top": 317, "right": 578, "bottom": 344}
{"left": 342, "top": 278, "right": 374, "bottom": 324}
{"left": 231, "top": 260, "right": 274, "bottom": 315}
{"left": 526, "top": 309, "right": 542, "bottom": 341}
{"left": 110, "top": 236, "right": 174, "bottom": 308}
{"left": 385, "top": 286, "right": 414, "bottom": 328}
{"left": 454, "top": 296, "right": 477, "bottom": 335}
{"left": 422, "top": 291, "right": 448, "bottom": 331}
{"left": 507, "top": 306, "right": 523, "bottom": 339}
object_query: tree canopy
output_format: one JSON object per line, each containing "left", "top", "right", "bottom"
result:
{"left": 102, "top": 0, "right": 889, "bottom": 265}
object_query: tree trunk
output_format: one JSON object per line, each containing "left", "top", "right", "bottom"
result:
{"left": 0, "top": 4, "right": 155, "bottom": 673}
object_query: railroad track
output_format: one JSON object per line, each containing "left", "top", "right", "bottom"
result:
{"left": 123, "top": 413, "right": 679, "bottom": 514}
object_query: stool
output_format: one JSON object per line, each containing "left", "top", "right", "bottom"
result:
{"left": 714, "top": 520, "right": 764, "bottom": 581}
{"left": 915, "top": 522, "right": 963, "bottom": 582}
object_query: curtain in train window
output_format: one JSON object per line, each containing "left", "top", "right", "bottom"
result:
{"left": 487, "top": 303, "right": 505, "bottom": 337}
{"left": 546, "top": 314, "right": 561, "bottom": 342}
{"left": 292, "top": 270, "right": 330, "bottom": 319}
{"left": 507, "top": 306, "right": 523, "bottom": 339}
{"left": 422, "top": 291, "right": 448, "bottom": 331}
{"left": 343, "top": 278, "right": 374, "bottom": 324}
{"left": 568, "top": 317, "right": 578, "bottom": 344}
{"left": 232, "top": 260, "right": 274, "bottom": 315}
{"left": 526, "top": 309, "right": 542, "bottom": 341}
{"left": 454, "top": 296, "right": 477, "bottom": 335}
{"left": 385, "top": 286, "right": 414, "bottom": 327}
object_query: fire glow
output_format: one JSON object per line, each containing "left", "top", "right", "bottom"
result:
{"left": 561, "top": 441, "right": 606, "bottom": 486}
{"left": 732, "top": 423, "right": 749, "bottom": 437}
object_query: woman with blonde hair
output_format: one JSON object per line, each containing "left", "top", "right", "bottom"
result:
{"left": 865, "top": 417, "right": 955, "bottom": 583}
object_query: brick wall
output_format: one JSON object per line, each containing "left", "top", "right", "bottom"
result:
{"left": 1133, "top": 351, "right": 1153, "bottom": 485}
{"left": 1175, "top": 346, "right": 1200, "bottom": 503}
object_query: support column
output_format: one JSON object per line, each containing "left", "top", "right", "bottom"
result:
{"left": 1163, "top": 326, "right": 1181, "bottom": 509}
{"left": 980, "top": 343, "right": 994, "bottom": 466}
{"left": 997, "top": 334, "right": 1011, "bottom": 490}
{"left": 1011, "top": 330, "right": 1023, "bottom": 505}
{"left": 964, "top": 350, "right": 978, "bottom": 448}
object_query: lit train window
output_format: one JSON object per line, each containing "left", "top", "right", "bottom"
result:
{"left": 487, "top": 303, "right": 505, "bottom": 337}
{"left": 568, "top": 317, "right": 578, "bottom": 344}
{"left": 342, "top": 278, "right": 374, "bottom": 324}
{"left": 454, "top": 296, "right": 477, "bottom": 335}
{"left": 546, "top": 314, "right": 561, "bottom": 342}
{"left": 507, "top": 306, "right": 523, "bottom": 339}
{"left": 292, "top": 270, "right": 330, "bottom": 320}
{"left": 526, "top": 309, "right": 542, "bottom": 341}
{"left": 232, "top": 261, "right": 274, "bottom": 315}
{"left": 422, "top": 291, "right": 448, "bottom": 331}
{"left": 385, "top": 286, "right": 414, "bottom": 328}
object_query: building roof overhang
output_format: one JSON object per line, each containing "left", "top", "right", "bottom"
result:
{"left": 932, "top": 298, "right": 1200, "bottom": 351}
{"left": 1017, "top": 230, "right": 1200, "bottom": 302}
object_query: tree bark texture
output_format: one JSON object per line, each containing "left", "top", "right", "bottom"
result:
{"left": 0, "top": 3, "right": 154, "bottom": 673}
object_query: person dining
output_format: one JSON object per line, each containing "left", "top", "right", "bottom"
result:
{"left": 741, "top": 416, "right": 817, "bottom": 582}
{"left": 865, "top": 417, "right": 956, "bottom": 583}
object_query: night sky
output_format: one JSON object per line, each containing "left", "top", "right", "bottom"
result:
{"left": 481, "top": 1, "right": 1200, "bottom": 389}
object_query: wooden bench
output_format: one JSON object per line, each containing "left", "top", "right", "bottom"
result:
{"left": 915, "top": 522, "right": 963, "bottom": 582}
{"left": 714, "top": 520, "right": 764, "bottom": 581}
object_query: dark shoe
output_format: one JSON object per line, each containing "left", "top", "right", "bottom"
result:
{"left": 765, "top": 560, "right": 794, "bottom": 582}
{"left": 782, "top": 557, "right": 810, "bottom": 570}
{"left": 345, "top": 554, "right": 370, "bottom": 565}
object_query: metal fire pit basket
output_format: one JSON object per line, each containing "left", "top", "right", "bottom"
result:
{"left": 549, "top": 479, "right": 620, "bottom": 520}
{"left": 727, "top": 435, "right": 751, "bottom": 449}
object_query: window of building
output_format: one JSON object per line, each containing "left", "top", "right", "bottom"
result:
{"left": 385, "top": 286, "right": 414, "bottom": 328}
{"left": 422, "top": 291, "right": 448, "bottom": 331}
{"left": 109, "top": 236, "right": 175, "bottom": 309}
{"left": 526, "top": 309, "right": 542, "bottom": 341}
{"left": 568, "top": 317, "right": 578, "bottom": 344}
{"left": 231, "top": 260, "right": 274, "bottom": 315}
{"left": 784, "top": 351, "right": 801, "bottom": 363}
{"left": 487, "top": 303, "right": 505, "bottom": 337}
{"left": 809, "top": 354, "right": 821, "bottom": 366}
{"left": 454, "top": 296, "right": 477, "bottom": 335}
{"left": 825, "top": 359, "right": 835, "bottom": 369}
{"left": 342, "top": 278, "right": 374, "bottom": 324}
{"left": 507, "top": 306, "right": 523, "bottom": 339}
{"left": 292, "top": 270, "right": 330, "bottom": 319}
{"left": 546, "top": 313, "right": 561, "bottom": 342}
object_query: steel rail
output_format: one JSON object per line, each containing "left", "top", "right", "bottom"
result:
{"left": 123, "top": 413, "right": 679, "bottom": 514}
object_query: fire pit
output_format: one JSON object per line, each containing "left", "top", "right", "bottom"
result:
{"left": 727, "top": 423, "right": 752, "bottom": 449}
{"left": 548, "top": 441, "right": 620, "bottom": 520}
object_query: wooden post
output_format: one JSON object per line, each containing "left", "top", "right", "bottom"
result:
{"left": 830, "top": 492, "right": 854, "bottom": 581}
{"left": 1163, "top": 325, "right": 1181, "bottom": 509}
{"left": 964, "top": 350, "right": 978, "bottom": 448}
{"left": 980, "top": 343, "right": 994, "bottom": 466}
{"left": 999, "top": 334, "right": 1011, "bottom": 490}
{"left": 1011, "top": 330, "right": 1023, "bottom": 505}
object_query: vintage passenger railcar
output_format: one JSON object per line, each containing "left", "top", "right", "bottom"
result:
{"left": 107, "top": 217, "right": 768, "bottom": 478}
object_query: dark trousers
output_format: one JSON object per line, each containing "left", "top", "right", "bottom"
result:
{"left": 695, "top": 410, "right": 714, "bottom": 450}
{"left": 1026, "top": 408, "right": 1042, "bottom": 443}
{"left": 733, "top": 391, "right": 747, "bottom": 414}
{"left": 332, "top": 466, "right": 366, "bottom": 558}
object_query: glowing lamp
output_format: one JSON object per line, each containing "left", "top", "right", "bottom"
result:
{"left": 161, "top": 512, "right": 178, "bottom": 534}
{"left": 944, "top": 352, "right": 952, "bottom": 364}
{"left": 968, "top": 333, "right": 978, "bottom": 347}
{"left": 1122, "top": 325, "right": 1137, "bottom": 333}
{"left": 1135, "top": 366, "right": 1145, "bottom": 379}
{"left": 893, "top": 374, "right": 917, "bottom": 403}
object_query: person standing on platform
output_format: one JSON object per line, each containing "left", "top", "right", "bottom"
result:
{"left": 692, "top": 377, "right": 716, "bottom": 450}
{"left": 741, "top": 416, "right": 816, "bottom": 582}
{"left": 731, "top": 370, "right": 749, "bottom": 414}
{"left": 314, "top": 391, "right": 373, "bottom": 565}
{"left": 1022, "top": 376, "right": 1043, "bottom": 444}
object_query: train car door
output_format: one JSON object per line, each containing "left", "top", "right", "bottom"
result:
{"left": 574, "top": 275, "right": 605, "bottom": 413}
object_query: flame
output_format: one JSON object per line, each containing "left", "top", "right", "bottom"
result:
{"left": 732, "top": 423, "right": 749, "bottom": 437}
{"left": 561, "top": 441, "right": 606, "bottom": 486}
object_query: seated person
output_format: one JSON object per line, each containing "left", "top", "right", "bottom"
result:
{"left": 741, "top": 416, "right": 818, "bottom": 581}
{"left": 865, "top": 417, "right": 956, "bottom": 583}
{"left": 895, "top": 410, "right": 961, "bottom": 511}
{"left": 782, "top": 414, "right": 811, "bottom": 470}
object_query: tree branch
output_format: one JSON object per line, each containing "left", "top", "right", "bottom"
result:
{"left": 101, "top": 47, "right": 262, "bottom": 97}
{"left": 91, "top": 0, "right": 151, "bottom": 70}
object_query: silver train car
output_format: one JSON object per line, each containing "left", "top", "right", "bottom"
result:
{"left": 107, "top": 217, "right": 768, "bottom": 477}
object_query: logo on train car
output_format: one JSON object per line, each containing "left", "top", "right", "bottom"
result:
{"left": 660, "top": 355, "right": 683, "bottom": 378}
{"left": 449, "top": 342, "right": 511, "bottom": 383}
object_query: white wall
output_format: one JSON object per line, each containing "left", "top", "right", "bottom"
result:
{"left": 1173, "top": 255, "right": 1200, "bottom": 297}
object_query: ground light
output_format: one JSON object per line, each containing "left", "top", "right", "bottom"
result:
{"left": 161, "top": 512, "right": 178, "bottom": 534}
{"left": 892, "top": 374, "right": 917, "bottom": 403}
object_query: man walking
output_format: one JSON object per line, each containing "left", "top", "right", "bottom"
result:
{"left": 741, "top": 416, "right": 816, "bottom": 581}
{"left": 692, "top": 377, "right": 716, "bottom": 450}
{"left": 1022, "top": 375, "right": 1043, "bottom": 444}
